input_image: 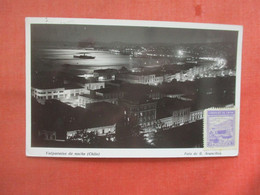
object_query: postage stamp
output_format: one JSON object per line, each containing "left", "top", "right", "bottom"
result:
{"left": 204, "top": 108, "right": 237, "bottom": 149}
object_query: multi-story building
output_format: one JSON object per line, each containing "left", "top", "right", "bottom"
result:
{"left": 155, "top": 116, "right": 173, "bottom": 130}
{"left": 156, "top": 98, "right": 191, "bottom": 129}
{"left": 190, "top": 110, "right": 204, "bottom": 122}
{"left": 93, "top": 69, "right": 117, "bottom": 81}
{"left": 172, "top": 108, "right": 191, "bottom": 125}
{"left": 121, "top": 83, "right": 162, "bottom": 100}
{"left": 78, "top": 94, "right": 118, "bottom": 108}
{"left": 63, "top": 86, "right": 86, "bottom": 98}
{"left": 78, "top": 86, "right": 124, "bottom": 108}
{"left": 31, "top": 87, "right": 66, "bottom": 100}
{"left": 83, "top": 82, "right": 105, "bottom": 91}
{"left": 34, "top": 100, "right": 121, "bottom": 143}
{"left": 66, "top": 102, "right": 121, "bottom": 142}
{"left": 120, "top": 97, "right": 157, "bottom": 127}
{"left": 31, "top": 85, "right": 85, "bottom": 104}
{"left": 116, "top": 73, "right": 164, "bottom": 86}
{"left": 67, "top": 124, "right": 116, "bottom": 142}
{"left": 95, "top": 86, "right": 125, "bottom": 99}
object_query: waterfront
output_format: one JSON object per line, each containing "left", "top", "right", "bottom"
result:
{"left": 36, "top": 48, "right": 131, "bottom": 71}
{"left": 34, "top": 48, "right": 188, "bottom": 73}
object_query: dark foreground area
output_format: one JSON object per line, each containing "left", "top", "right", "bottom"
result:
{"left": 152, "top": 120, "right": 203, "bottom": 148}
{"left": 32, "top": 120, "right": 203, "bottom": 148}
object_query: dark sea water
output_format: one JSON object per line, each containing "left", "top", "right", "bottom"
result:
{"left": 35, "top": 48, "right": 171, "bottom": 74}
{"left": 39, "top": 49, "right": 132, "bottom": 70}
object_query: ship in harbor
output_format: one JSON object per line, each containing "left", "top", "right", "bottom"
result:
{"left": 73, "top": 53, "right": 95, "bottom": 59}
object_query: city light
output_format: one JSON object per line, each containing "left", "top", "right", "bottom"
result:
{"left": 178, "top": 50, "right": 184, "bottom": 56}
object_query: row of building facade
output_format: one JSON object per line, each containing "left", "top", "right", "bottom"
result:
{"left": 32, "top": 67, "right": 229, "bottom": 143}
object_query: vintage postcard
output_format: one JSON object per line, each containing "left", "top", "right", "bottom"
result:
{"left": 26, "top": 18, "right": 242, "bottom": 158}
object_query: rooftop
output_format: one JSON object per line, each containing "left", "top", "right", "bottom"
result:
{"left": 73, "top": 102, "right": 123, "bottom": 129}
{"left": 94, "top": 69, "right": 118, "bottom": 74}
{"left": 64, "top": 84, "right": 84, "bottom": 90}
{"left": 107, "top": 80, "right": 124, "bottom": 84}
{"left": 79, "top": 94, "right": 103, "bottom": 100}
{"left": 121, "top": 83, "right": 160, "bottom": 94}
{"left": 157, "top": 97, "right": 192, "bottom": 119}
{"left": 95, "top": 86, "right": 121, "bottom": 94}
{"left": 32, "top": 99, "right": 123, "bottom": 133}
{"left": 121, "top": 94, "right": 156, "bottom": 105}
{"left": 32, "top": 82, "right": 64, "bottom": 90}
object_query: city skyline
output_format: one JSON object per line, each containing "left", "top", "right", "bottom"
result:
{"left": 31, "top": 24, "right": 238, "bottom": 45}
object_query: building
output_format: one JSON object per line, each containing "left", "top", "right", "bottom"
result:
{"left": 78, "top": 94, "right": 103, "bottom": 108}
{"left": 63, "top": 85, "right": 86, "bottom": 99}
{"left": 120, "top": 96, "right": 157, "bottom": 127}
{"left": 190, "top": 110, "right": 204, "bottom": 122}
{"left": 78, "top": 86, "right": 124, "bottom": 108}
{"left": 116, "top": 73, "right": 164, "bottom": 86}
{"left": 67, "top": 124, "right": 116, "bottom": 140}
{"left": 93, "top": 69, "right": 117, "bottom": 81}
{"left": 172, "top": 108, "right": 191, "bottom": 125}
{"left": 83, "top": 82, "right": 105, "bottom": 91}
{"left": 106, "top": 80, "right": 124, "bottom": 88}
{"left": 65, "top": 102, "right": 122, "bottom": 142}
{"left": 120, "top": 83, "right": 162, "bottom": 100}
{"left": 34, "top": 101, "right": 122, "bottom": 143}
{"left": 156, "top": 97, "right": 191, "bottom": 128}
{"left": 38, "top": 130, "right": 56, "bottom": 141}
{"left": 31, "top": 87, "right": 66, "bottom": 100}
{"left": 78, "top": 94, "right": 118, "bottom": 108}
{"left": 155, "top": 116, "right": 173, "bottom": 130}
{"left": 31, "top": 84, "right": 85, "bottom": 104}
{"left": 95, "top": 86, "right": 125, "bottom": 99}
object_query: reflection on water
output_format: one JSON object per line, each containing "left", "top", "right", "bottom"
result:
{"left": 39, "top": 49, "right": 132, "bottom": 69}
{"left": 36, "top": 48, "right": 169, "bottom": 73}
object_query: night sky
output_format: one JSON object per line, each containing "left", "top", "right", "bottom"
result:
{"left": 31, "top": 23, "right": 238, "bottom": 45}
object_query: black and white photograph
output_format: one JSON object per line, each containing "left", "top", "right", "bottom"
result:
{"left": 26, "top": 18, "right": 242, "bottom": 157}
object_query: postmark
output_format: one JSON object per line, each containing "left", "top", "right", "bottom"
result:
{"left": 204, "top": 108, "right": 237, "bottom": 149}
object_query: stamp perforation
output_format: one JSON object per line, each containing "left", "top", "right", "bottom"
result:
{"left": 204, "top": 108, "right": 237, "bottom": 150}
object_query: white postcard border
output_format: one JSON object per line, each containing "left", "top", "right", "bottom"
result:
{"left": 25, "top": 17, "right": 243, "bottom": 158}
